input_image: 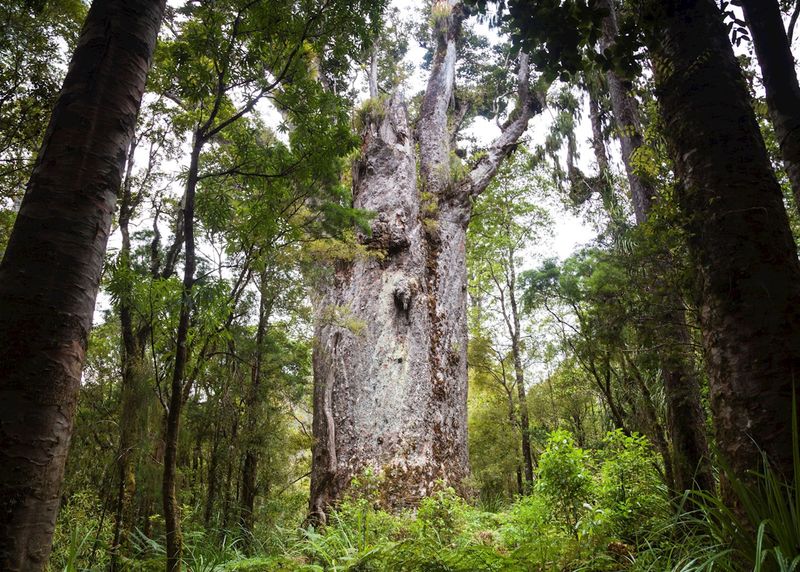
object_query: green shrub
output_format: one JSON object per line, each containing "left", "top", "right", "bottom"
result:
{"left": 48, "top": 491, "right": 112, "bottom": 572}
{"left": 412, "top": 487, "right": 469, "bottom": 547}
{"left": 536, "top": 429, "right": 595, "bottom": 536}
{"left": 596, "top": 430, "right": 669, "bottom": 543}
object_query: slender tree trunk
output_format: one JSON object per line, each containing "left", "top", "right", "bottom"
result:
{"left": 240, "top": 270, "right": 270, "bottom": 540}
{"left": 502, "top": 381, "right": 524, "bottom": 495}
{"left": 624, "top": 356, "right": 676, "bottom": 491}
{"left": 368, "top": 46, "right": 379, "bottom": 100}
{"left": 0, "top": 1, "right": 164, "bottom": 569}
{"left": 741, "top": 0, "right": 800, "bottom": 213}
{"left": 163, "top": 137, "right": 201, "bottom": 572}
{"left": 111, "top": 139, "right": 153, "bottom": 571}
{"left": 204, "top": 425, "right": 221, "bottom": 527}
{"left": 505, "top": 258, "right": 534, "bottom": 489}
{"left": 599, "top": 0, "right": 713, "bottom": 493}
{"left": 644, "top": 0, "right": 800, "bottom": 486}
{"left": 588, "top": 94, "right": 610, "bottom": 177}
{"left": 309, "top": 4, "right": 539, "bottom": 520}
{"left": 222, "top": 416, "right": 238, "bottom": 530}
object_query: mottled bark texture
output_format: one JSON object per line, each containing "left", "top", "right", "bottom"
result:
{"left": 741, "top": 0, "right": 800, "bottom": 214}
{"left": 599, "top": 0, "right": 713, "bottom": 493}
{"left": 0, "top": 1, "right": 164, "bottom": 569}
{"left": 599, "top": 0, "right": 652, "bottom": 224}
{"left": 644, "top": 0, "right": 800, "bottom": 486}
{"left": 309, "top": 3, "right": 539, "bottom": 520}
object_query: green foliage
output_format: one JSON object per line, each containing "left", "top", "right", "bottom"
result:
{"left": 353, "top": 95, "right": 389, "bottom": 132}
{"left": 48, "top": 428, "right": 693, "bottom": 571}
{"left": 678, "top": 454, "right": 800, "bottom": 571}
{"left": 596, "top": 430, "right": 669, "bottom": 543}
{"left": 0, "top": 0, "right": 86, "bottom": 249}
{"left": 536, "top": 429, "right": 594, "bottom": 535}
{"left": 48, "top": 491, "right": 112, "bottom": 572}
{"left": 466, "top": 0, "right": 643, "bottom": 84}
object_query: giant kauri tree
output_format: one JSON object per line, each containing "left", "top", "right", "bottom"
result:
{"left": 309, "top": 0, "right": 541, "bottom": 519}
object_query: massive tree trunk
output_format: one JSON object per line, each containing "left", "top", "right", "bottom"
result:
{"left": 741, "top": 0, "right": 800, "bottom": 213}
{"left": 644, "top": 0, "right": 800, "bottom": 486}
{"left": 0, "top": 1, "right": 164, "bottom": 569}
{"left": 309, "top": 4, "right": 539, "bottom": 520}
{"left": 599, "top": 0, "right": 713, "bottom": 493}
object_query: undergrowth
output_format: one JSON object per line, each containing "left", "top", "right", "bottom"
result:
{"left": 48, "top": 428, "right": 800, "bottom": 571}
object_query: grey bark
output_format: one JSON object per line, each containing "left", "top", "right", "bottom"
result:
{"left": 309, "top": 3, "right": 540, "bottom": 519}
{"left": 599, "top": 0, "right": 652, "bottom": 225}
{"left": 495, "top": 252, "right": 534, "bottom": 490}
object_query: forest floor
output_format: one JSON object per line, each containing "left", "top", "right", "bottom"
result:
{"left": 50, "top": 482, "right": 729, "bottom": 572}
{"left": 50, "top": 430, "right": 793, "bottom": 571}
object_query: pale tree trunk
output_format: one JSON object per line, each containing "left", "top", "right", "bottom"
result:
{"left": 644, "top": 0, "right": 800, "bottom": 488}
{"left": 741, "top": 0, "right": 800, "bottom": 213}
{"left": 0, "top": 1, "right": 164, "bottom": 569}
{"left": 309, "top": 3, "right": 540, "bottom": 520}
{"left": 599, "top": 0, "right": 713, "bottom": 493}
{"left": 598, "top": 1, "right": 652, "bottom": 224}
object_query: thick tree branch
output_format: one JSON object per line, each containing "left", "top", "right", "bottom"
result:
{"left": 416, "top": 0, "right": 466, "bottom": 191}
{"left": 465, "top": 52, "right": 541, "bottom": 199}
{"left": 788, "top": 0, "right": 800, "bottom": 44}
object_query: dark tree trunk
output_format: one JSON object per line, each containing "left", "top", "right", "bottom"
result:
{"left": 111, "top": 139, "right": 154, "bottom": 572}
{"left": 504, "top": 256, "right": 534, "bottom": 490}
{"left": 0, "top": 1, "right": 164, "bottom": 569}
{"left": 309, "top": 4, "right": 539, "bottom": 520}
{"left": 741, "top": 0, "right": 800, "bottom": 213}
{"left": 204, "top": 425, "right": 221, "bottom": 527}
{"left": 163, "top": 137, "right": 201, "bottom": 572}
{"left": 658, "top": 314, "right": 714, "bottom": 492}
{"left": 644, "top": 0, "right": 800, "bottom": 487}
{"left": 599, "top": 0, "right": 713, "bottom": 493}
{"left": 624, "top": 356, "right": 676, "bottom": 492}
{"left": 222, "top": 417, "right": 238, "bottom": 530}
{"left": 240, "top": 270, "right": 270, "bottom": 540}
